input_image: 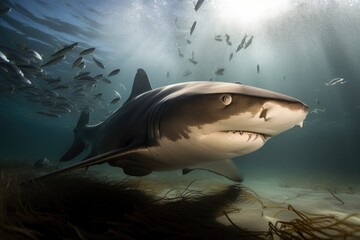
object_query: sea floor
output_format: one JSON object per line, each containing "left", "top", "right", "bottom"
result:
{"left": 1, "top": 163, "right": 359, "bottom": 240}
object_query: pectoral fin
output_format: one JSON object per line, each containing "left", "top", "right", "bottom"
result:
{"left": 182, "top": 159, "right": 243, "bottom": 182}
{"left": 22, "top": 147, "right": 146, "bottom": 185}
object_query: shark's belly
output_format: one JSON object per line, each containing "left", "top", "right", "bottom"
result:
{"left": 139, "top": 138, "right": 233, "bottom": 171}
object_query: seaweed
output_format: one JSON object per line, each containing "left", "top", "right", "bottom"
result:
{"left": 268, "top": 205, "right": 360, "bottom": 239}
{"left": 327, "top": 188, "right": 345, "bottom": 205}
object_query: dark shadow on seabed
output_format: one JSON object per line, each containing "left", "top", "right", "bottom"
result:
{"left": 0, "top": 165, "right": 263, "bottom": 240}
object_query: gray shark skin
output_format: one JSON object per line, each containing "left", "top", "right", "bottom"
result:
{"left": 26, "top": 69, "right": 308, "bottom": 183}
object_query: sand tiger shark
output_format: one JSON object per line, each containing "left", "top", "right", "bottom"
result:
{"left": 28, "top": 68, "right": 308, "bottom": 183}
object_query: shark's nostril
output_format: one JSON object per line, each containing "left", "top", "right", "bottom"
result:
{"left": 259, "top": 108, "right": 268, "bottom": 121}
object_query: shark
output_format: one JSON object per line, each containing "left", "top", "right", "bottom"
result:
{"left": 28, "top": 68, "right": 308, "bottom": 183}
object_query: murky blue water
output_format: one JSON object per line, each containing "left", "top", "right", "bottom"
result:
{"left": 0, "top": 0, "right": 359, "bottom": 182}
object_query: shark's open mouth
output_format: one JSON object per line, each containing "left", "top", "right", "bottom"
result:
{"left": 221, "top": 130, "right": 271, "bottom": 142}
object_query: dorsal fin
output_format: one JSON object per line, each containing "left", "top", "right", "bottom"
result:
{"left": 125, "top": 68, "right": 152, "bottom": 104}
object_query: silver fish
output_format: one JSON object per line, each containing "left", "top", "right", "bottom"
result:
{"left": 229, "top": 53, "right": 233, "bottom": 61}
{"left": 177, "top": 48, "right": 184, "bottom": 57}
{"left": 215, "top": 35, "right": 222, "bottom": 42}
{"left": 244, "top": 36, "right": 254, "bottom": 49}
{"left": 17, "top": 64, "right": 44, "bottom": 73}
{"left": 214, "top": 68, "right": 225, "bottom": 76}
{"left": 110, "top": 97, "right": 121, "bottom": 104}
{"left": 26, "top": 49, "right": 42, "bottom": 61}
{"left": 79, "top": 47, "right": 96, "bottom": 56}
{"left": 108, "top": 69, "right": 120, "bottom": 77}
{"left": 94, "top": 74, "right": 103, "bottom": 80}
{"left": 101, "top": 78, "right": 111, "bottom": 84}
{"left": 224, "top": 33, "right": 230, "bottom": 42}
{"left": 0, "top": 61, "right": 24, "bottom": 77}
{"left": 72, "top": 57, "right": 83, "bottom": 68}
{"left": 0, "top": 50, "right": 9, "bottom": 62}
{"left": 325, "top": 77, "right": 345, "bottom": 86}
{"left": 51, "top": 42, "right": 78, "bottom": 57}
{"left": 41, "top": 55, "right": 66, "bottom": 67}
{"left": 74, "top": 72, "right": 91, "bottom": 80}
{"left": 190, "top": 21, "right": 197, "bottom": 35}
{"left": 194, "top": 0, "right": 205, "bottom": 11}
{"left": 92, "top": 57, "right": 105, "bottom": 69}
{"left": 189, "top": 59, "right": 198, "bottom": 65}
{"left": 257, "top": 64, "right": 260, "bottom": 74}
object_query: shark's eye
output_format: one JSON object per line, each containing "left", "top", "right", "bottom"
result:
{"left": 221, "top": 94, "right": 232, "bottom": 106}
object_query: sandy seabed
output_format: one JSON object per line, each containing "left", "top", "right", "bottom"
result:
{"left": 0, "top": 163, "right": 359, "bottom": 240}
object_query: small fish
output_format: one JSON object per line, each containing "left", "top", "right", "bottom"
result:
{"left": 177, "top": 48, "right": 184, "bottom": 57}
{"left": 108, "top": 69, "right": 120, "bottom": 77}
{"left": 167, "top": 72, "right": 170, "bottom": 78}
{"left": 101, "top": 78, "right": 111, "bottom": 84}
{"left": 189, "top": 59, "right": 198, "bottom": 65}
{"left": 0, "top": 50, "right": 9, "bottom": 62}
{"left": 186, "top": 39, "right": 192, "bottom": 44}
{"left": 257, "top": 64, "right": 260, "bottom": 74}
{"left": 51, "top": 42, "right": 78, "bottom": 57}
{"left": 41, "top": 55, "right": 66, "bottom": 67}
{"left": 190, "top": 21, "right": 197, "bottom": 35}
{"left": 73, "top": 88, "right": 84, "bottom": 94}
{"left": 224, "top": 34, "right": 230, "bottom": 42}
{"left": 79, "top": 47, "right": 96, "bottom": 55}
{"left": 94, "top": 74, "right": 103, "bottom": 80}
{"left": 77, "top": 76, "right": 95, "bottom": 82}
{"left": 74, "top": 71, "right": 91, "bottom": 79}
{"left": 226, "top": 40, "right": 232, "bottom": 46}
{"left": 325, "top": 77, "right": 345, "bottom": 86}
{"left": 0, "top": 61, "right": 24, "bottom": 77}
{"left": 239, "top": 35, "right": 247, "bottom": 47}
{"left": 213, "top": 68, "right": 225, "bottom": 76}
{"left": 17, "top": 64, "right": 44, "bottom": 73}
{"left": 0, "top": 7, "right": 11, "bottom": 16}
{"left": 36, "top": 111, "right": 61, "bottom": 118}
{"left": 194, "top": 0, "right": 205, "bottom": 11}
{"left": 93, "top": 93, "right": 102, "bottom": 99}
{"left": 229, "top": 53, "right": 233, "bottom": 61}
{"left": 215, "top": 35, "right": 222, "bottom": 42}
{"left": 25, "top": 49, "right": 42, "bottom": 61}
{"left": 72, "top": 57, "right": 83, "bottom": 68}
{"left": 92, "top": 56, "right": 105, "bottom": 69}
{"left": 110, "top": 97, "right": 121, "bottom": 104}
{"left": 315, "top": 98, "right": 320, "bottom": 106}
{"left": 244, "top": 36, "right": 254, "bottom": 49}
{"left": 236, "top": 44, "right": 242, "bottom": 52}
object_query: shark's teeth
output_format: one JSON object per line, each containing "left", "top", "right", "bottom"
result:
{"left": 222, "top": 130, "right": 268, "bottom": 142}
{"left": 298, "top": 121, "right": 304, "bottom": 128}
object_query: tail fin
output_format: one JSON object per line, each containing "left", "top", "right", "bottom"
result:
{"left": 59, "top": 110, "right": 89, "bottom": 162}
